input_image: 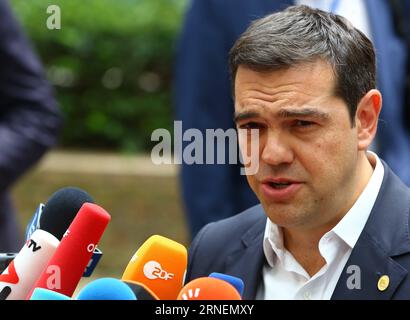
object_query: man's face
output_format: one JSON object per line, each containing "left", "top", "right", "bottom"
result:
{"left": 234, "top": 61, "right": 366, "bottom": 231}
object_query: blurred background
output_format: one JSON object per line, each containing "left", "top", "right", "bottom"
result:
{"left": 8, "top": 0, "right": 189, "bottom": 280}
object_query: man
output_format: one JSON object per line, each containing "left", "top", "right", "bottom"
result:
{"left": 185, "top": 6, "right": 410, "bottom": 300}
{"left": 0, "top": 0, "right": 62, "bottom": 251}
{"left": 175, "top": 0, "right": 410, "bottom": 239}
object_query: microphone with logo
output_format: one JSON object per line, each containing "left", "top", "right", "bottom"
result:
{"left": 177, "top": 277, "right": 242, "bottom": 300}
{"left": 0, "top": 187, "right": 100, "bottom": 276}
{"left": 0, "top": 187, "right": 94, "bottom": 300}
{"left": 28, "top": 202, "right": 111, "bottom": 298}
{"left": 121, "top": 235, "right": 187, "bottom": 300}
{"left": 0, "top": 230, "right": 59, "bottom": 300}
{"left": 23, "top": 187, "right": 102, "bottom": 277}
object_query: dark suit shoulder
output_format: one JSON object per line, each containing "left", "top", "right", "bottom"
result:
{"left": 185, "top": 204, "right": 266, "bottom": 282}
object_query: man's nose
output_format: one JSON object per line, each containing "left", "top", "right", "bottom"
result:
{"left": 261, "top": 131, "right": 294, "bottom": 166}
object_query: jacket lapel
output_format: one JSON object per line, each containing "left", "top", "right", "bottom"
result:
{"left": 332, "top": 162, "right": 410, "bottom": 299}
{"left": 331, "top": 231, "right": 408, "bottom": 299}
{"left": 224, "top": 210, "right": 266, "bottom": 300}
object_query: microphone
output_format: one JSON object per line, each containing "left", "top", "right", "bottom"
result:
{"left": 121, "top": 235, "right": 187, "bottom": 300}
{"left": 26, "top": 187, "right": 94, "bottom": 241}
{"left": 123, "top": 280, "right": 159, "bottom": 300}
{"left": 25, "top": 204, "right": 44, "bottom": 241}
{"left": 0, "top": 230, "right": 59, "bottom": 300}
{"left": 76, "top": 278, "right": 137, "bottom": 300}
{"left": 0, "top": 254, "right": 17, "bottom": 273}
{"left": 177, "top": 277, "right": 242, "bottom": 300}
{"left": 0, "top": 187, "right": 94, "bottom": 275}
{"left": 24, "top": 187, "right": 102, "bottom": 277}
{"left": 30, "top": 288, "right": 71, "bottom": 300}
{"left": 209, "top": 272, "right": 244, "bottom": 297}
{"left": 29, "top": 202, "right": 111, "bottom": 298}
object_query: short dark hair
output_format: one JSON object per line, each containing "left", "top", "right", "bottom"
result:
{"left": 229, "top": 5, "right": 376, "bottom": 124}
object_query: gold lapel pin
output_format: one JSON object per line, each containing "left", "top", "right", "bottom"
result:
{"left": 377, "top": 275, "right": 390, "bottom": 292}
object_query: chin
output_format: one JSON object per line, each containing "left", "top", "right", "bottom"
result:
{"left": 263, "top": 204, "right": 303, "bottom": 227}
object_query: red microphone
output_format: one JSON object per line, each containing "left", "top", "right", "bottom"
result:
{"left": 177, "top": 277, "right": 242, "bottom": 300}
{"left": 28, "top": 203, "right": 111, "bottom": 298}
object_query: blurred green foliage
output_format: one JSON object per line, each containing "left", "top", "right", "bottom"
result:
{"left": 10, "top": 0, "right": 187, "bottom": 152}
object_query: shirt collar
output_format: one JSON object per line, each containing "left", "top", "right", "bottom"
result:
{"left": 263, "top": 151, "right": 385, "bottom": 267}
{"left": 331, "top": 151, "right": 384, "bottom": 248}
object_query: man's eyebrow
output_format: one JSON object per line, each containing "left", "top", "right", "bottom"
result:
{"left": 233, "top": 108, "right": 330, "bottom": 123}
{"left": 277, "top": 108, "right": 330, "bottom": 120}
{"left": 233, "top": 111, "right": 260, "bottom": 123}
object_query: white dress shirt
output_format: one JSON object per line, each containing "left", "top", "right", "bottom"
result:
{"left": 256, "top": 152, "right": 385, "bottom": 300}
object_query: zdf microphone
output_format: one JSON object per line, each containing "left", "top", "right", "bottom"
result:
{"left": 177, "top": 277, "right": 242, "bottom": 300}
{"left": 122, "top": 235, "right": 187, "bottom": 300}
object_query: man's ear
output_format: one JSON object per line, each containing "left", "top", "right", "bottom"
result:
{"left": 356, "top": 89, "right": 382, "bottom": 151}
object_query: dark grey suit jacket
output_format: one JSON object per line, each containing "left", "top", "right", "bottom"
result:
{"left": 186, "top": 161, "right": 410, "bottom": 299}
{"left": 0, "top": 0, "right": 62, "bottom": 251}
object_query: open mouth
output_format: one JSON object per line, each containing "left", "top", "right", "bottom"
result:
{"left": 268, "top": 182, "right": 292, "bottom": 189}
{"left": 261, "top": 180, "right": 302, "bottom": 201}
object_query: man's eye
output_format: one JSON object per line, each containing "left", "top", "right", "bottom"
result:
{"left": 294, "top": 120, "right": 315, "bottom": 128}
{"left": 239, "top": 122, "right": 261, "bottom": 130}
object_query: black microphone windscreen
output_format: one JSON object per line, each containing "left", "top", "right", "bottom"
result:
{"left": 124, "top": 281, "right": 159, "bottom": 300}
{"left": 40, "top": 187, "right": 94, "bottom": 240}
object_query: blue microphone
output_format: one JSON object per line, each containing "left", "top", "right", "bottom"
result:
{"left": 208, "top": 272, "right": 244, "bottom": 297}
{"left": 30, "top": 288, "right": 71, "bottom": 300}
{"left": 76, "top": 278, "right": 137, "bottom": 300}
